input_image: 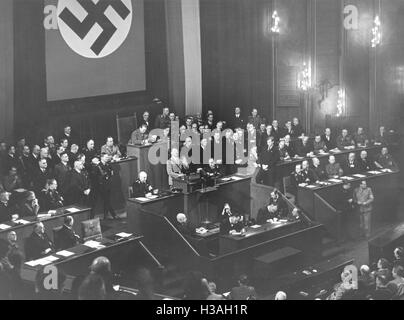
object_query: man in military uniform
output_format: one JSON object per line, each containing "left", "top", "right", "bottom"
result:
{"left": 129, "top": 124, "right": 149, "bottom": 145}
{"left": 336, "top": 129, "right": 355, "bottom": 150}
{"left": 154, "top": 107, "right": 171, "bottom": 129}
{"left": 374, "top": 147, "right": 398, "bottom": 170}
{"left": 132, "top": 171, "right": 154, "bottom": 198}
{"left": 96, "top": 153, "right": 116, "bottom": 220}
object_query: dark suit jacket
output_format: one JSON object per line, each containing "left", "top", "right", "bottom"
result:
{"left": 31, "top": 167, "right": 53, "bottom": 194}
{"left": 54, "top": 163, "right": 71, "bottom": 194}
{"left": 344, "top": 160, "right": 361, "bottom": 175}
{"left": 311, "top": 165, "right": 327, "bottom": 181}
{"left": 0, "top": 202, "right": 12, "bottom": 223}
{"left": 56, "top": 225, "right": 80, "bottom": 250}
{"left": 65, "top": 170, "right": 89, "bottom": 205}
{"left": 132, "top": 180, "right": 152, "bottom": 197}
{"left": 25, "top": 232, "right": 54, "bottom": 261}
{"left": 258, "top": 147, "right": 280, "bottom": 170}
{"left": 295, "top": 141, "right": 313, "bottom": 157}
{"left": 357, "top": 158, "right": 374, "bottom": 172}
{"left": 38, "top": 190, "right": 64, "bottom": 211}
{"left": 321, "top": 134, "right": 337, "bottom": 150}
{"left": 229, "top": 115, "right": 245, "bottom": 130}
{"left": 256, "top": 207, "right": 277, "bottom": 225}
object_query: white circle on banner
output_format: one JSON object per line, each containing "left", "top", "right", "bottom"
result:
{"left": 57, "top": 0, "right": 133, "bottom": 58}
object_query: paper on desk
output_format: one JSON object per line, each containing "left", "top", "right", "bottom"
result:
{"left": 0, "top": 224, "right": 11, "bottom": 230}
{"left": 230, "top": 176, "right": 243, "bottom": 181}
{"left": 84, "top": 240, "right": 105, "bottom": 249}
{"left": 328, "top": 179, "right": 342, "bottom": 183}
{"left": 66, "top": 207, "right": 80, "bottom": 213}
{"left": 135, "top": 197, "right": 150, "bottom": 202}
{"left": 146, "top": 195, "right": 158, "bottom": 200}
{"left": 37, "top": 213, "right": 52, "bottom": 219}
{"left": 25, "top": 260, "right": 41, "bottom": 267}
{"left": 36, "top": 258, "right": 54, "bottom": 266}
{"left": 43, "top": 256, "right": 59, "bottom": 263}
{"left": 369, "top": 171, "right": 382, "bottom": 175}
{"left": 57, "top": 250, "right": 75, "bottom": 257}
{"left": 341, "top": 176, "right": 354, "bottom": 181}
{"left": 353, "top": 174, "right": 366, "bottom": 178}
{"left": 250, "top": 225, "right": 261, "bottom": 229}
{"left": 381, "top": 169, "right": 393, "bottom": 173}
{"left": 306, "top": 185, "right": 317, "bottom": 189}
{"left": 14, "top": 219, "right": 29, "bottom": 225}
{"left": 116, "top": 232, "right": 132, "bottom": 238}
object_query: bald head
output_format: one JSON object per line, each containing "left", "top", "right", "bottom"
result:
{"left": 176, "top": 213, "right": 187, "bottom": 224}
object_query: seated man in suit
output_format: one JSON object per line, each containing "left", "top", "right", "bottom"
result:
{"left": 175, "top": 213, "right": 195, "bottom": 237}
{"left": 344, "top": 152, "right": 360, "bottom": 175}
{"left": 56, "top": 216, "right": 81, "bottom": 250}
{"left": 357, "top": 151, "right": 374, "bottom": 172}
{"left": 301, "top": 160, "right": 317, "bottom": 184}
{"left": 374, "top": 147, "right": 398, "bottom": 170}
{"left": 336, "top": 129, "right": 355, "bottom": 150}
{"left": 221, "top": 214, "right": 244, "bottom": 235}
{"left": 132, "top": 171, "right": 154, "bottom": 198}
{"left": 295, "top": 136, "right": 314, "bottom": 158}
{"left": 19, "top": 191, "right": 40, "bottom": 217}
{"left": 25, "top": 222, "right": 54, "bottom": 260}
{"left": 322, "top": 128, "right": 337, "bottom": 150}
{"left": 311, "top": 157, "right": 327, "bottom": 181}
{"left": 326, "top": 155, "right": 344, "bottom": 178}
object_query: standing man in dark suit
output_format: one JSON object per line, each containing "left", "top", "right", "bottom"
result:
{"left": 56, "top": 216, "right": 81, "bottom": 250}
{"left": 139, "top": 111, "right": 151, "bottom": 133}
{"left": 95, "top": 154, "right": 117, "bottom": 220}
{"left": 25, "top": 222, "right": 54, "bottom": 260}
{"left": 54, "top": 152, "right": 71, "bottom": 197}
{"left": 257, "top": 137, "right": 280, "bottom": 186}
{"left": 154, "top": 107, "right": 170, "bottom": 129}
{"left": 32, "top": 159, "right": 53, "bottom": 194}
{"left": 229, "top": 107, "right": 245, "bottom": 130}
{"left": 65, "top": 160, "right": 91, "bottom": 206}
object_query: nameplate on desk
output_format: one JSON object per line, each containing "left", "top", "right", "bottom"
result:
{"left": 56, "top": 250, "right": 75, "bottom": 257}
{"left": 66, "top": 207, "right": 81, "bottom": 214}
{"left": 0, "top": 224, "right": 11, "bottom": 230}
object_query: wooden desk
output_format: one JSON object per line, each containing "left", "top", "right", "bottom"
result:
{"left": 0, "top": 205, "right": 91, "bottom": 253}
{"left": 21, "top": 235, "right": 144, "bottom": 284}
{"left": 298, "top": 169, "right": 399, "bottom": 220}
{"left": 126, "top": 193, "right": 184, "bottom": 235}
{"left": 127, "top": 142, "right": 169, "bottom": 190}
{"left": 219, "top": 220, "right": 305, "bottom": 255}
{"left": 110, "top": 157, "right": 138, "bottom": 211}
{"left": 184, "top": 176, "right": 252, "bottom": 226}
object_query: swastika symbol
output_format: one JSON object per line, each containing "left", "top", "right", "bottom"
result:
{"left": 57, "top": 0, "right": 133, "bottom": 58}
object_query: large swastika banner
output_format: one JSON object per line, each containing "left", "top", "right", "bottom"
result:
{"left": 45, "top": 0, "right": 145, "bottom": 101}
